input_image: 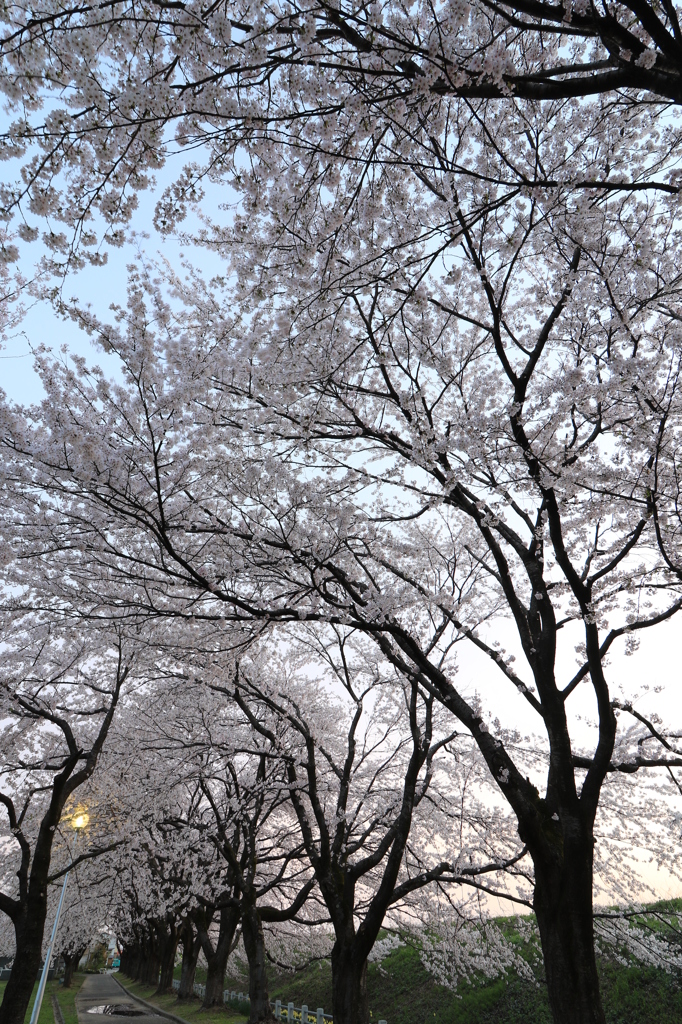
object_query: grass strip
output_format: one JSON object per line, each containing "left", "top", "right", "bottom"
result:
{"left": 114, "top": 975, "right": 248, "bottom": 1024}
{"left": 0, "top": 976, "right": 84, "bottom": 1024}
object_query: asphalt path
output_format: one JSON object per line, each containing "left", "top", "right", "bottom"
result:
{"left": 75, "top": 975, "right": 164, "bottom": 1024}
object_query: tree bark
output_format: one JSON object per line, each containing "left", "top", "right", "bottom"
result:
{"left": 139, "top": 936, "right": 160, "bottom": 989}
{"left": 178, "top": 921, "right": 200, "bottom": 1000}
{"left": 330, "top": 941, "right": 369, "bottom": 1024}
{"left": 0, "top": 673, "right": 122, "bottom": 1024}
{"left": 63, "top": 946, "right": 87, "bottom": 988}
{"left": 531, "top": 825, "right": 605, "bottom": 1024}
{"left": 242, "top": 904, "right": 274, "bottom": 1023}
{"left": 197, "top": 905, "right": 240, "bottom": 1008}
{"left": 128, "top": 948, "right": 140, "bottom": 982}
{"left": 124, "top": 944, "right": 142, "bottom": 982}
{"left": 0, "top": 899, "right": 48, "bottom": 1024}
{"left": 119, "top": 947, "right": 130, "bottom": 977}
{"left": 156, "top": 922, "right": 178, "bottom": 996}
{"left": 203, "top": 950, "right": 228, "bottom": 1008}
{"left": 0, "top": 817, "right": 62, "bottom": 1024}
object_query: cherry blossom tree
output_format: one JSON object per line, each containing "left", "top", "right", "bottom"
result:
{"left": 101, "top": 748, "right": 219, "bottom": 997}
{"left": 176, "top": 918, "right": 200, "bottom": 1001}
{"left": 0, "top": 624, "right": 128, "bottom": 1024}
{"left": 3, "top": 89, "right": 682, "bottom": 1022}
{"left": 201, "top": 103, "right": 682, "bottom": 1022}
{"left": 53, "top": 846, "right": 127, "bottom": 987}
{"left": 101, "top": 672, "right": 312, "bottom": 1019}
{"left": 224, "top": 629, "right": 530, "bottom": 1024}
{"left": 153, "top": 698, "right": 316, "bottom": 1022}
{"left": 111, "top": 792, "right": 205, "bottom": 994}
{"left": 0, "top": 1, "right": 679, "bottom": 278}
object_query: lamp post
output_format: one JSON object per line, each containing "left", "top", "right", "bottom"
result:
{"left": 29, "top": 811, "right": 89, "bottom": 1024}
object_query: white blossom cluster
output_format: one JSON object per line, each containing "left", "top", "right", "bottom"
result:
{"left": 595, "top": 908, "right": 682, "bottom": 974}
{"left": 418, "top": 913, "right": 537, "bottom": 993}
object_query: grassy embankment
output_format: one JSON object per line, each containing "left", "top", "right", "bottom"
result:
{"left": 222, "top": 901, "right": 682, "bottom": 1024}
{"left": 115, "top": 974, "right": 248, "bottom": 1024}
{"left": 225, "top": 947, "right": 682, "bottom": 1024}
{"left": 0, "top": 975, "right": 82, "bottom": 1024}
{"left": 116, "top": 899, "right": 682, "bottom": 1024}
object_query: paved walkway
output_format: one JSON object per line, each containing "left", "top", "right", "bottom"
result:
{"left": 75, "top": 975, "right": 163, "bottom": 1024}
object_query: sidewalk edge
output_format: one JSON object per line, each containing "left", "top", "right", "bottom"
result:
{"left": 111, "top": 974, "right": 194, "bottom": 1024}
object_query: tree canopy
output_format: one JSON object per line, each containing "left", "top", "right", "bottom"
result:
{"left": 2, "top": 6, "right": 682, "bottom": 1024}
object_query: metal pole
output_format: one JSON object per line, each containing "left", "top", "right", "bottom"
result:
{"left": 29, "top": 840, "right": 76, "bottom": 1024}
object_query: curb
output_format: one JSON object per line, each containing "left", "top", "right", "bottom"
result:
{"left": 52, "top": 993, "right": 66, "bottom": 1024}
{"left": 111, "top": 975, "right": 195, "bottom": 1024}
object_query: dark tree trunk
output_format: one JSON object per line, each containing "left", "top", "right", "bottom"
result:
{"left": 156, "top": 922, "right": 178, "bottom": 996}
{"left": 139, "top": 936, "right": 160, "bottom": 989}
{"left": 144, "top": 956, "right": 160, "bottom": 988}
{"left": 126, "top": 945, "right": 142, "bottom": 981}
{"left": 63, "top": 946, "right": 87, "bottom": 988}
{"left": 330, "top": 942, "right": 368, "bottom": 1024}
{"left": 532, "top": 826, "right": 605, "bottom": 1024}
{"left": 203, "top": 951, "right": 228, "bottom": 1009}
{"left": 0, "top": 669, "right": 120, "bottom": 1024}
{"left": 242, "top": 904, "right": 274, "bottom": 1023}
{"left": 0, "top": 808, "right": 67, "bottom": 1024}
{"left": 178, "top": 921, "right": 200, "bottom": 1000}
{"left": 135, "top": 947, "right": 146, "bottom": 984}
{"left": 197, "top": 905, "right": 240, "bottom": 1008}
{"left": 0, "top": 899, "right": 48, "bottom": 1024}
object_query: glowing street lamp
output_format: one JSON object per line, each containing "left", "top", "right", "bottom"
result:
{"left": 29, "top": 810, "right": 89, "bottom": 1024}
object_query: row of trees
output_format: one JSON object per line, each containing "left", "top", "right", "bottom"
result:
{"left": 3, "top": 624, "right": 680, "bottom": 1024}
{"left": 0, "top": 625, "right": 535, "bottom": 1015}
{"left": 2, "top": 3, "right": 682, "bottom": 1024}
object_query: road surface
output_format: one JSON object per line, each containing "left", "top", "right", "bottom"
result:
{"left": 75, "top": 975, "right": 163, "bottom": 1024}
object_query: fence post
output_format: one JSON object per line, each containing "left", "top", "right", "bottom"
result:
{"left": 316, "top": 1010, "right": 324, "bottom": 1024}
{"left": 287, "top": 1002, "right": 294, "bottom": 1022}
{"left": 275, "top": 1000, "right": 281, "bottom": 1020}
{"left": 378, "top": 1020, "right": 387, "bottom": 1023}
{"left": 302, "top": 1006, "right": 308, "bottom": 1023}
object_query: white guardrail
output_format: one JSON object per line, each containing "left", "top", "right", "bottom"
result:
{"left": 169, "top": 978, "right": 386, "bottom": 1024}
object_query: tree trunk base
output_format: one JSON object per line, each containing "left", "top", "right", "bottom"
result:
{"left": 534, "top": 841, "right": 606, "bottom": 1024}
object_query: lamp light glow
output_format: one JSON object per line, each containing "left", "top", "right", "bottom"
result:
{"left": 72, "top": 812, "right": 89, "bottom": 829}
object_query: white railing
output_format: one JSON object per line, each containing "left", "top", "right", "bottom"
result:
{"left": 168, "top": 978, "right": 386, "bottom": 1024}
{"left": 271, "top": 1002, "right": 330, "bottom": 1023}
